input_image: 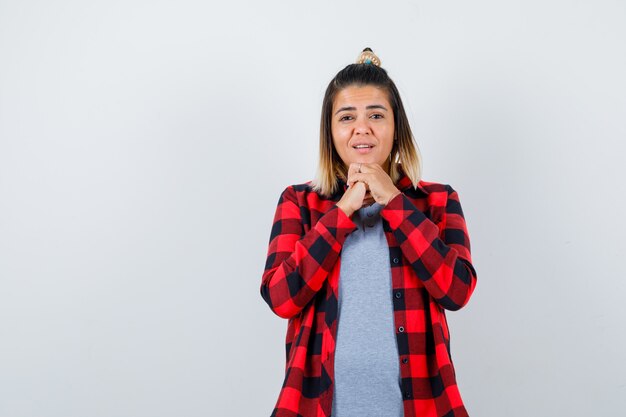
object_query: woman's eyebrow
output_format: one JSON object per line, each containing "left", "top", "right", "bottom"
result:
{"left": 334, "top": 104, "right": 388, "bottom": 115}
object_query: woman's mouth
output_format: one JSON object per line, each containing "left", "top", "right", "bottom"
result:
{"left": 353, "top": 145, "right": 374, "bottom": 154}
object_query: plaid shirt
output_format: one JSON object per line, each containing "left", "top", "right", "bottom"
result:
{"left": 260, "top": 168, "right": 478, "bottom": 417}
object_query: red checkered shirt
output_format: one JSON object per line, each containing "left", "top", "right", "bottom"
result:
{"left": 260, "top": 168, "right": 478, "bottom": 417}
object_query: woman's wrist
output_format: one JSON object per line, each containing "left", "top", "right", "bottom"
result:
{"left": 336, "top": 202, "right": 354, "bottom": 218}
{"left": 384, "top": 189, "right": 402, "bottom": 206}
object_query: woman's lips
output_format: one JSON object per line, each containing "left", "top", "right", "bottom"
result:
{"left": 353, "top": 146, "right": 374, "bottom": 154}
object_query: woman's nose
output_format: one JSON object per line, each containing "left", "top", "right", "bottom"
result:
{"left": 354, "top": 118, "right": 371, "bottom": 134}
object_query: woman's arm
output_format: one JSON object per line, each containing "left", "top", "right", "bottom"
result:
{"left": 260, "top": 185, "right": 358, "bottom": 319}
{"left": 380, "top": 184, "right": 478, "bottom": 311}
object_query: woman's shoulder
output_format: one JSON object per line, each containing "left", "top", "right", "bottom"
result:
{"left": 280, "top": 179, "right": 450, "bottom": 195}
{"left": 278, "top": 178, "right": 454, "bottom": 203}
{"left": 418, "top": 179, "right": 450, "bottom": 192}
{"left": 396, "top": 177, "right": 451, "bottom": 198}
{"left": 279, "top": 179, "right": 332, "bottom": 195}
{"left": 275, "top": 180, "right": 339, "bottom": 209}
{"left": 278, "top": 180, "right": 314, "bottom": 194}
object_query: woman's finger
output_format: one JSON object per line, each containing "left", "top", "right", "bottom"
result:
{"left": 347, "top": 172, "right": 365, "bottom": 189}
{"left": 346, "top": 163, "right": 362, "bottom": 187}
{"left": 356, "top": 163, "right": 381, "bottom": 173}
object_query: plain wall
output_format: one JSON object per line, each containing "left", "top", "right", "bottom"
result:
{"left": 1, "top": 1, "right": 625, "bottom": 416}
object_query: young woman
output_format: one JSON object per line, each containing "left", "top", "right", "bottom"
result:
{"left": 260, "top": 48, "right": 478, "bottom": 417}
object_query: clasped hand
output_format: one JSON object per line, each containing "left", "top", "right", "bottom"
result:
{"left": 336, "top": 163, "right": 401, "bottom": 217}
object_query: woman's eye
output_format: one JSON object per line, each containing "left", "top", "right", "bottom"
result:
{"left": 371, "top": 113, "right": 383, "bottom": 119}
{"left": 339, "top": 115, "right": 353, "bottom": 121}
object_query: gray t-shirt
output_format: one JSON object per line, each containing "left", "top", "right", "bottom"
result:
{"left": 331, "top": 202, "right": 404, "bottom": 417}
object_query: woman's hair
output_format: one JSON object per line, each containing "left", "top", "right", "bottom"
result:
{"left": 310, "top": 59, "right": 423, "bottom": 198}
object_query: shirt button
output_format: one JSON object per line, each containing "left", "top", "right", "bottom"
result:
{"left": 393, "top": 257, "right": 399, "bottom": 264}
{"left": 404, "top": 391, "right": 412, "bottom": 399}
{"left": 395, "top": 291, "right": 402, "bottom": 299}
{"left": 402, "top": 357, "right": 409, "bottom": 364}
{"left": 398, "top": 326, "right": 405, "bottom": 333}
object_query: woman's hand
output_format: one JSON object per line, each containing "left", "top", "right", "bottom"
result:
{"left": 336, "top": 163, "right": 401, "bottom": 217}
{"left": 336, "top": 182, "right": 370, "bottom": 218}
{"left": 347, "top": 163, "right": 401, "bottom": 207}
{"left": 336, "top": 163, "right": 374, "bottom": 217}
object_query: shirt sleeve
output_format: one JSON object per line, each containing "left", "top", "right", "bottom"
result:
{"left": 380, "top": 184, "right": 478, "bottom": 311}
{"left": 260, "top": 185, "right": 358, "bottom": 319}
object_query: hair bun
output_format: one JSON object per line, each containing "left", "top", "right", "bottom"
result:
{"left": 356, "top": 47, "right": 381, "bottom": 66}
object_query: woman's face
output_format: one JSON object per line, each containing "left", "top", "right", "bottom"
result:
{"left": 331, "top": 84, "right": 395, "bottom": 172}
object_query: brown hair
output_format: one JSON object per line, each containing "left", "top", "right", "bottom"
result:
{"left": 310, "top": 57, "right": 423, "bottom": 197}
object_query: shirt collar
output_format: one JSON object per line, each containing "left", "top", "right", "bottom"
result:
{"left": 398, "top": 173, "right": 430, "bottom": 195}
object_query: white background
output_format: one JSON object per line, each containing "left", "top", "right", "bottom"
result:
{"left": 1, "top": 1, "right": 625, "bottom": 416}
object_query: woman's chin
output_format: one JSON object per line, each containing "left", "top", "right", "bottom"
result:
{"left": 347, "top": 157, "right": 380, "bottom": 166}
